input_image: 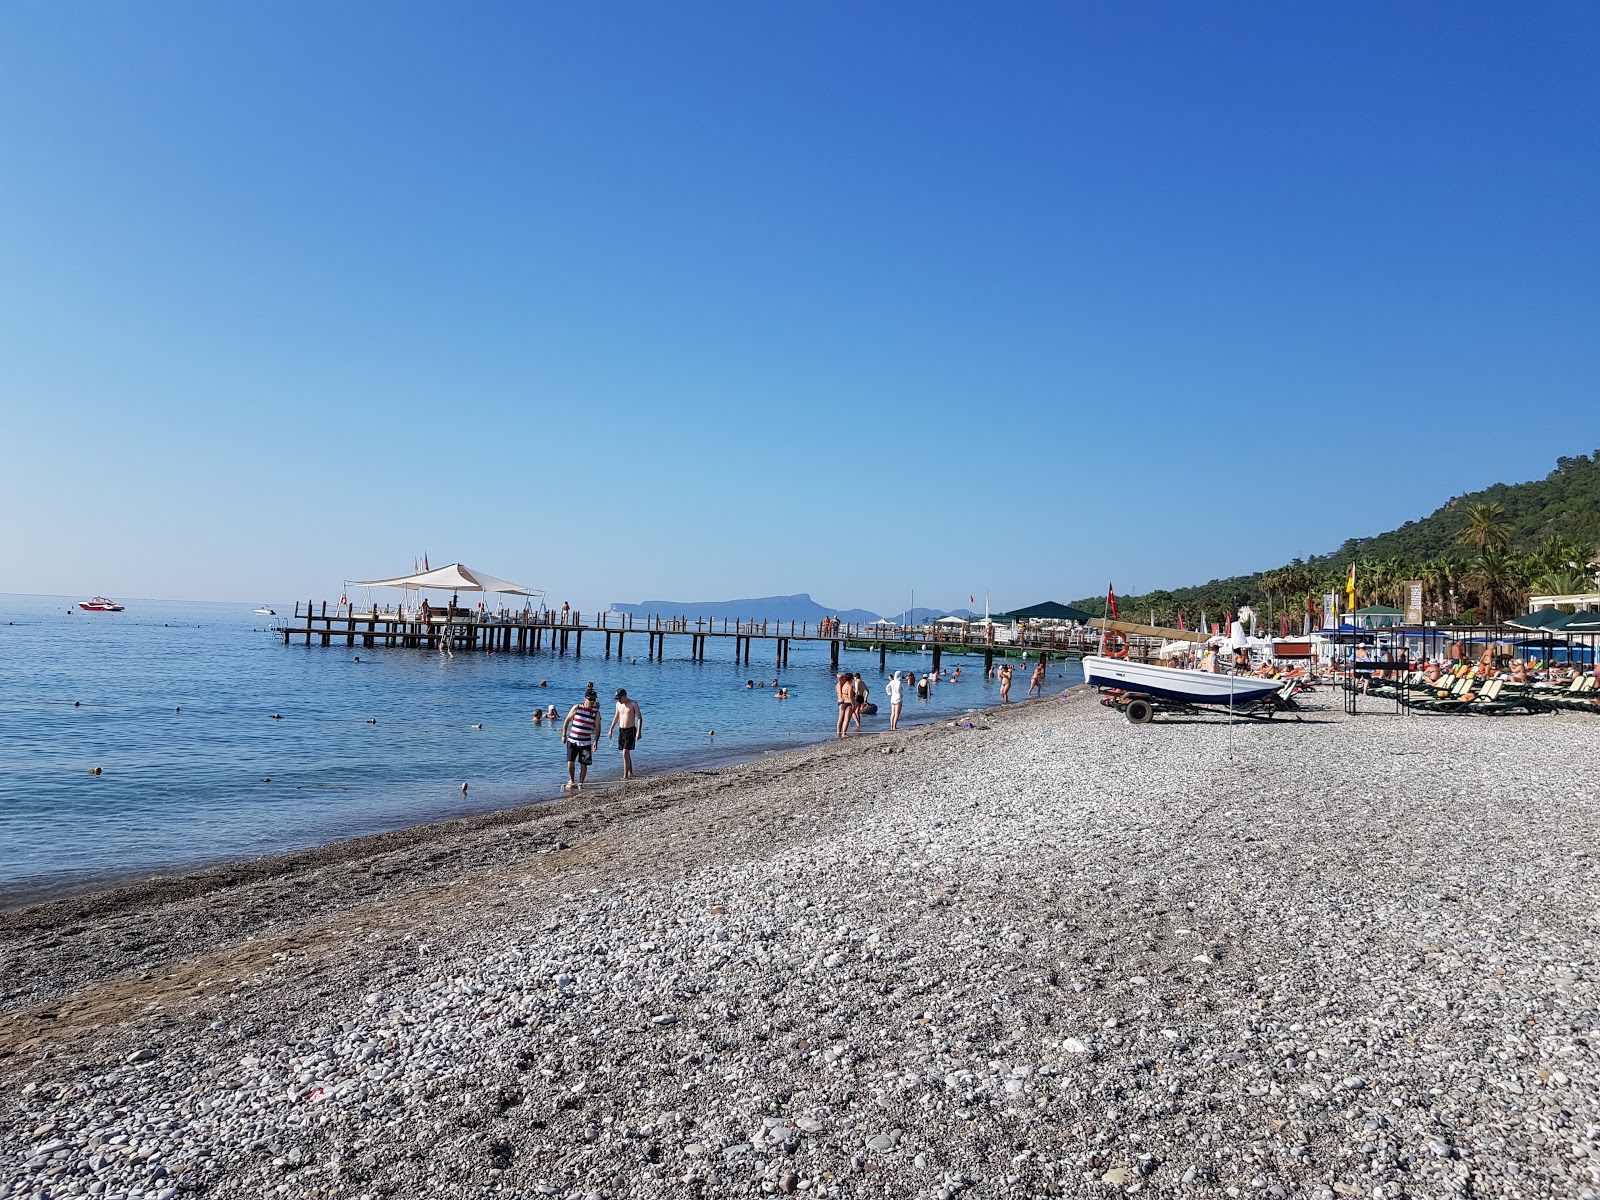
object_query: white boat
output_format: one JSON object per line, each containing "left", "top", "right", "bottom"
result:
{"left": 254, "top": 606, "right": 276, "bottom": 616}
{"left": 79, "top": 597, "right": 124, "bottom": 612}
{"left": 1082, "top": 655, "right": 1284, "bottom": 705}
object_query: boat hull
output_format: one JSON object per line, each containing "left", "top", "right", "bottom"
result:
{"left": 79, "top": 601, "right": 124, "bottom": 612}
{"left": 1082, "top": 655, "right": 1281, "bottom": 705}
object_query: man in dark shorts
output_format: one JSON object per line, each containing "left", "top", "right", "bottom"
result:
{"left": 561, "top": 691, "right": 601, "bottom": 790}
{"left": 608, "top": 688, "right": 643, "bottom": 780}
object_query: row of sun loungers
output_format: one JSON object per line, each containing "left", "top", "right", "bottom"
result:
{"left": 1367, "top": 671, "right": 1598, "bottom": 715}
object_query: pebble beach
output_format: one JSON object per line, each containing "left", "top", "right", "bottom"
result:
{"left": 2, "top": 689, "right": 1597, "bottom": 1200}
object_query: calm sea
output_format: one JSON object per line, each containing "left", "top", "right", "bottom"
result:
{"left": 0, "top": 594, "right": 1081, "bottom": 902}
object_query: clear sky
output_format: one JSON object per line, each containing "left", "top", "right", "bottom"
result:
{"left": 2, "top": 2, "right": 1596, "bottom": 614}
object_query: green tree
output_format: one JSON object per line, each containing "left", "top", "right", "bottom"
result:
{"left": 1456, "top": 503, "right": 1512, "bottom": 555}
{"left": 1465, "top": 547, "right": 1525, "bottom": 624}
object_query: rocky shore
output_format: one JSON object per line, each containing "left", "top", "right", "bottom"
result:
{"left": 3, "top": 689, "right": 1597, "bottom": 1199}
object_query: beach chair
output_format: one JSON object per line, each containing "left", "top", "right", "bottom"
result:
{"left": 1530, "top": 675, "right": 1599, "bottom": 712}
{"left": 1402, "top": 676, "right": 1473, "bottom": 711}
{"left": 1411, "top": 679, "right": 1519, "bottom": 715}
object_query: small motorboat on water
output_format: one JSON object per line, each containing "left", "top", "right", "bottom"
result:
{"left": 254, "top": 606, "right": 276, "bottom": 616}
{"left": 79, "top": 597, "right": 125, "bottom": 612}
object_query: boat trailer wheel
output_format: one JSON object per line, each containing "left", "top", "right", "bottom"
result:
{"left": 1124, "top": 698, "right": 1155, "bottom": 725}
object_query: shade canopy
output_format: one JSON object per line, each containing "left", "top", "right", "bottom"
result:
{"left": 1350, "top": 605, "right": 1404, "bottom": 615}
{"left": 934, "top": 615, "right": 970, "bottom": 625}
{"left": 994, "top": 600, "right": 1096, "bottom": 622}
{"left": 1504, "top": 609, "right": 1578, "bottom": 632}
{"left": 352, "top": 562, "right": 541, "bottom": 597}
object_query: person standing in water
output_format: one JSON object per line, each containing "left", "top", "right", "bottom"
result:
{"left": 560, "top": 691, "right": 600, "bottom": 790}
{"left": 851, "top": 672, "right": 868, "bottom": 732}
{"left": 835, "top": 672, "right": 853, "bottom": 739}
{"left": 998, "top": 663, "right": 1014, "bottom": 703}
{"left": 1028, "top": 657, "right": 1046, "bottom": 697}
{"left": 884, "top": 671, "right": 904, "bottom": 730}
{"left": 608, "top": 688, "right": 642, "bottom": 780}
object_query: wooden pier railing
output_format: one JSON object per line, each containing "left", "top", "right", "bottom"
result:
{"left": 272, "top": 603, "right": 1147, "bottom": 669}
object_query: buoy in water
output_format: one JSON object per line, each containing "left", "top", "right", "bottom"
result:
{"left": 461, "top": 782, "right": 469, "bottom": 794}
{"left": 262, "top": 777, "right": 271, "bottom": 783}
{"left": 88, "top": 767, "right": 102, "bottom": 775}
{"left": 74, "top": 701, "right": 81, "bottom": 707}
{"left": 271, "top": 713, "right": 283, "bottom": 719}
{"left": 471, "top": 723, "right": 483, "bottom": 730}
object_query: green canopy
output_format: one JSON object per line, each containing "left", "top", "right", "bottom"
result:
{"left": 992, "top": 601, "right": 1096, "bottom": 622}
{"left": 1504, "top": 609, "right": 1579, "bottom": 632}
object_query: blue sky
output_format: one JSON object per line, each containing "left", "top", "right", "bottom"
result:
{"left": 1, "top": 1, "right": 1596, "bottom": 614}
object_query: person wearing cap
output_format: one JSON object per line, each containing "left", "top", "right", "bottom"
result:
{"left": 608, "top": 688, "right": 642, "bottom": 780}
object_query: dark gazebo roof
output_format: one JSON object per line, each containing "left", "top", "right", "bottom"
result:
{"left": 993, "top": 600, "right": 1096, "bottom": 622}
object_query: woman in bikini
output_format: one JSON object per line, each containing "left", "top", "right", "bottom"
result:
{"left": 835, "top": 672, "right": 854, "bottom": 739}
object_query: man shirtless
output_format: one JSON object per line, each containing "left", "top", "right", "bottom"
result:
{"left": 608, "top": 688, "right": 643, "bottom": 780}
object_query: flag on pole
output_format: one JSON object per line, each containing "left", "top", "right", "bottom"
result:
{"left": 424, "top": 553, "right": 430, "bottom": 572}
{"left": 969, "top": 594, "right": 975, "bottom": 605}
{"left": 1106, "top": 582, "right": 1119, "bottom": 620}
{"left": 1177, "top": 610, "right": 1186, "bottom": 631}
{"left": 1346, "top": 562, "right": 1356, "bottom": 611}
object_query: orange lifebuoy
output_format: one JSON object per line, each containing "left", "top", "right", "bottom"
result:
{"left": 1103, "top": 632, "right": 1129, "bottom": 659}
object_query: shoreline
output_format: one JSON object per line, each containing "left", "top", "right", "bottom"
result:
{"left": 0, "top": 690, "right": 1033, "bottom": 912}
{"left": 5, "top": 689, "right": 1595, "bottom": 1199}
{"left": 0, "top": 692, "right": 1061, "bottom": 1017}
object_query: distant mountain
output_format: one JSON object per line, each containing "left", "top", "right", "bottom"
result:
{"left": 608, "top": 594, "right": 982, "bottom": 625}
{"left": 892, "top": 606, "right": 982, "bottom": 624}
{"left": 609, "top": 593, "right": 881, "bottom": 624}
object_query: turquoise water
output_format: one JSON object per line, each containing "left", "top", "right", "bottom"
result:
{"left": 0, "top": 594, "right": 1081, "bottom": 901}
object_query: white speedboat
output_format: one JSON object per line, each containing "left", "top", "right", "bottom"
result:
{"left": 79, "top": 596, "right": 125, "bottom": 612}
{"left": 1082, "top": 655, "right": 1283, "bottom": 705}
{"left": 254, "top": 606, "right": 276, "bottom": 616}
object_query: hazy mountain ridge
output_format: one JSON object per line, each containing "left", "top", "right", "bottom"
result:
{"left": 608, "top": 595, "right": 981, "bottom": 624}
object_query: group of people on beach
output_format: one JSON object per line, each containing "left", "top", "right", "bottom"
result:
{"left": 836, "top": 664, "right": 979, "bottom": 737}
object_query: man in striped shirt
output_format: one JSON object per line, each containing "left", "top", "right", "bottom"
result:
{"left": 561, "top": 691, "right": 601, "bottom": 791}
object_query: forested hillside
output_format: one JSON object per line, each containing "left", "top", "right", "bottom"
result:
{"left": 1071, "top": 452, "right": 1600, "bottom": 626}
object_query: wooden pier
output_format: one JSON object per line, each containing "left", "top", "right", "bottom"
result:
{"left": 272, "top": 604, "right": 1121, "bottom": 671}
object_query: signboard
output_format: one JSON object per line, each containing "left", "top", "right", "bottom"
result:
{"left": 1322, "top": 592, "right": 1338, "bottom": 629}
{"left": 1405, "top": 581, "right": 1424, "bottom": 626}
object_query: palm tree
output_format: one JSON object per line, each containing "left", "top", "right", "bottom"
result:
{"left": 1465, "top": 547, "right": 1525, "bottom": 625}
{"left": 1534, "top": 569, "right": 1594, "bottom": 600}
{"left": 1456, "top": 503, "right": 1513, "bottom": 555}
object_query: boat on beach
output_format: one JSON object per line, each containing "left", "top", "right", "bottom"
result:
{"left": 79, "top": 597, "right": 124, "bottom": 612}
{"left": 1082, "top": 655, "right": 1284, "bottom": 704}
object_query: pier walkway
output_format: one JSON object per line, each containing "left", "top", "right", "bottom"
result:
{"left": 272, "top": 604, "right": 1119, "bottom": 671}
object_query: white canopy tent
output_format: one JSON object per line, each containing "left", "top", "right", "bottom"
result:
{"left": 933, "top": 615, "right": 970, "bottom": 626}
{"left": 351, "top": 562, "right": 543, "bottom": 600}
